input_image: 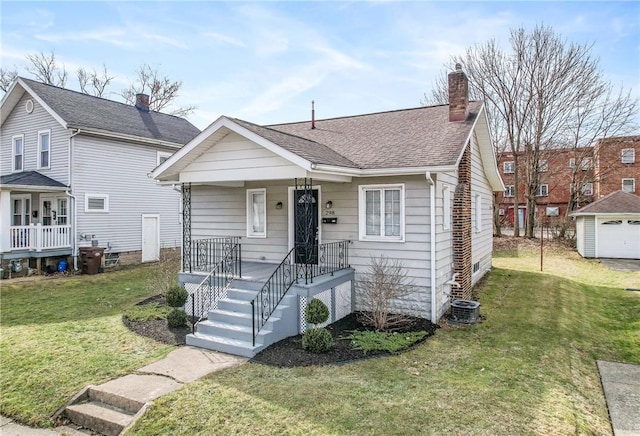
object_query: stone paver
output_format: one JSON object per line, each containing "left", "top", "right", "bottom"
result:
{"left": 598, "top": 360, "right": 640, "bottom": 436}
{"left": 138, "top": 346, "right": 246, "bottom": 383}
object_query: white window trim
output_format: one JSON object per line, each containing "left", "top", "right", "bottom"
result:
{"left": 536, "top": 184, "right": 549, "bottom": 197}
{"left": 157, "top": 151, "right": 172, "bottom": 166}
{"left": 38, "top": 129, "right": 51, "bottom": 169}
{"left": 84, "top": 194, "right": 109, "bottom": 213}
{"left": 246, "top": 188, "right": 267, "bottom": 238}
{"left": 358, "top": 183, "right": 405, "bottom": 242}
{"left": 569, "top": 158, "right": 576, "bottom": 168}
{"left": 475, "top": 193, "right": 482, "bottom": 233}
{"left": 581, "top": 157, "right": 592, "bottom": 171}
{"left": 581, "top": 182, "right": 593, "bottom": 196}
{"left": 504, "top": 185, "right": 515, "bottom": 198}
{"left": 538, "top": 160, "right": 548, "bottom": 172}
{"left": 621, "top": 148, "right": 635, "bottom": 164}
{"left": 503, "top": 161, "right": 515, "bottom": 174}
{"left": 442, "top": 185, "right": 451, "bottom": 230}
{"left": 622, "top": 178, "right": 636, "bottom": 193}
{"left": 11, "top": 194, "right": 32, "bottom": 226}
{"left": 12, "top": 135, "right": 24, "bottom": 173}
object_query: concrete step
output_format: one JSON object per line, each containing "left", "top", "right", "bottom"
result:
{"left": 64, "top": 401, "right": 134, "bottom": 436}
{"left": 88, "top": 386, "right": 144, "bottom": 415}
{"left": 226, "top": 288, "right": 258, "bottom": 301}
{"left": 209, "top": 308, "right": 253, "bottom": 326}
{"left": 231, "top": 279, "right": 265, "bottom": 291}
{"left": 186, "top": 332, "right": 266, "bottom": 358}
{"left": 217, "top": 298, "right": 252, "bottom": 313}
{"left": 196, "top": 319, "right": 270, "bottom": 342}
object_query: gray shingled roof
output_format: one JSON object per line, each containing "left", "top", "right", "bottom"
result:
{"left": 0, "top": 171, "right": 67, "bottom": 188}
{"left": 572, "top": 191, "right": 640, "bottom": 215}
{"left": 266, "top": 102, "right": 483, "bottom": 169}
{"left": 21, "top": 77, "right": 200, "bottom": 145}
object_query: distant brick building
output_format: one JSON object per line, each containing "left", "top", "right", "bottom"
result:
{"left": 497, "top": 135, "right": 638, "bottom": 227}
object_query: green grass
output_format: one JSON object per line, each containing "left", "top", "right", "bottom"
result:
{"left": 349, "top": 330, "right": 428, "bottom": 354}
{"left": 0, "top": 266, "right": 173, "bottom": 426}
{"left": 123, "top": 303, "right": 171, "bottom": 322}
{"left": 128, "top": 250, "right": 640, "bottom": 435}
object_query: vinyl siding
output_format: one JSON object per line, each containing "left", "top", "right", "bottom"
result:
{"left": 470, "top": 133, "right": 494, "bottom": 285}
{"left": 576, "top": 217, "right": 585, "bottom": 256}
{"left": 434, "top": 171, "right": 457, "bottom": 319}
{"left": 73, "top": 135, "right": 181, "bottom": 253}
{"left": 583, "top": 216, "right": 596, "bottom": 257}
{"left": 0, "top": 93, "right": 69, "bottom": 184}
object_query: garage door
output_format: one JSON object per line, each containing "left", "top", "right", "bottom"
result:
{"left": 597, "top": 217, "right": 640, "bottom": 259}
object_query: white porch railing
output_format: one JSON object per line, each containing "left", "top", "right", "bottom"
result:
{"left": 9, "top": 224, "right": 72, "bottom": 251}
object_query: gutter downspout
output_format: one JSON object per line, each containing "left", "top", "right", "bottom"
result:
{"left": 425, "top": 172, "right": 437, "bottom": 322}
{"left": 68, "top": 129, "right": 81, "bottom": 270}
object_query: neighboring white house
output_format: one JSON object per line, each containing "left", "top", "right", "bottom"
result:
{"left": 571, "top": 190, "right": 640, "bottom": 259}
{"left": 0, "top": 77, "right": 200, "bottom": 274}
{"left": 152, "top": 65, "right": 504, "bottom": 358}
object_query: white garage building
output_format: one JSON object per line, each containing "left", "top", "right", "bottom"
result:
{"left": 571, "top": 191, "right": 640, "bottom": 260}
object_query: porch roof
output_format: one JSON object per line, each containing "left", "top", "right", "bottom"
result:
{"left": 0, "top": 171, "right": 68, "bottom": 192}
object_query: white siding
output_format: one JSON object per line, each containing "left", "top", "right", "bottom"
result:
{"left": 583, "top": 216, "right": 596, "bottom": 257}
{"left": 576, "top": 217, "right": 585, "bottom": 256}
{"left": 0, "top": 93, "right": 69, "bottom": 184}
{"left": 470, "top": 134, "right": 494, "bottom": 285}
{"left": 434, "top": 172, "right": 457, "bottom": 319}
{"left": 73, "top": 135, "right": 181, "bottom": 253}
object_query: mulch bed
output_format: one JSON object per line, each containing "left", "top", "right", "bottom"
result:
{"left": 122, "top": 295, "right": 438, "bottom": 366}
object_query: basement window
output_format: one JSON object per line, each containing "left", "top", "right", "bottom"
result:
{"left": 473, "top": 261, "right": 480, "bottom": 274}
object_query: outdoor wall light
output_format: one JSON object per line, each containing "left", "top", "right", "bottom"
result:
{"left": 326, "top": 200, "right": 333, "bottom": 209}
{"left": 276, "top": 201, "right": 283, "bottom": 209}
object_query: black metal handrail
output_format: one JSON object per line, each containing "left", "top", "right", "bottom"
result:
{"left": 251, "top": 240, "right": 349, "bottom": 345}
{"left": 189, "top": 240, "right": 241, "bottom": 333}
{"left": 191, "top": 236, "right": 241, "bottom": 273}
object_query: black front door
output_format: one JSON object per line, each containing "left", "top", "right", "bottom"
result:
{"left": 294, "top": 189, "right": 319, "bottom": 264}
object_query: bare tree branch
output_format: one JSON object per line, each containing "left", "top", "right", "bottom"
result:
{"left": 76, "top": 65, "right": 114, "bottom": 97}
{"left": 0, "top": 67, "right": 18, "bottom": 92}
{"left": 25, "top": 50, "right": 68, "bottom": 87}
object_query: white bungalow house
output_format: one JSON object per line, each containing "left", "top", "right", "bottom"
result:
{"left": 571, "top": 190, "right": 640, "bottom": 259}
{"left": 0, "top": 77, "right": 200, "bottom": 275}
{"left": 152, "top": 66, "right": 504, "bottom": 357}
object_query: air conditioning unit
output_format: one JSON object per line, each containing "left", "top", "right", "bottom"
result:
{"left": 450, "top": 299, "right": 480, "bottom": 324}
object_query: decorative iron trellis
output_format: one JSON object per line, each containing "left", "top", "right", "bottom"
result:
{"left": 294, "top": 178, "right": 318, "bottom": 266}
{"left": 182, "top": 183, "right": 192, "bottom": 272}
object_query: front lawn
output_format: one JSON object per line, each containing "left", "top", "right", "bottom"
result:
{"left": 0, "top": 266, "right": 173, "bottom": 427}
{"left": 129, "top": 245, "right": 640, "bottom": 435}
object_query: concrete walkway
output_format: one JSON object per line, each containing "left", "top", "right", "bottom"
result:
{"left": 1, "top": 346, "right": 246, "bottom": 435}
{"left": 598, "top": 361, "right": 640, "bottom": 436}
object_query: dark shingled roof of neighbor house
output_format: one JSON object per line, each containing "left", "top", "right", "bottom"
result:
{"left": 0, "top": 171, "right": 67, "bottom": 188}
{"left": 572, "top": 190, "right": 640, "bottom": 215}
{"left": 262, "top": 101, "right": 483, "bottom": 169}
{"left": 20, "top": 77, "right": 200, "bottom": 145}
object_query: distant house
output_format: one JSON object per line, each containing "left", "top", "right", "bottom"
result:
{"left": 571, "top": 190, "right": 640, "bottom": 259}
{"left": 152, "top": 65, "right": 504, "bottom": 357}
{"left": 0, "top": 77, "right": 200, "bottom": 275}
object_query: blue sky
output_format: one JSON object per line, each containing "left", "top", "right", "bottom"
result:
{"left": 2, "top": 1, "right": 639, "bottom": 130}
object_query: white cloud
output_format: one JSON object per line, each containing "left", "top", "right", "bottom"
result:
{"left": 201, "top": 31, "right": 245, "bottom": 47}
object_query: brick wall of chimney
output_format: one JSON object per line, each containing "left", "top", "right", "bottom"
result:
{"left": 452, "top": 141, "right": 473, "bottom": 300}
{"left": 135, "top": 93, "right": 150, "bottom": 112}
{"left": 448, "top": 64, "right": 469, "bottom": 122}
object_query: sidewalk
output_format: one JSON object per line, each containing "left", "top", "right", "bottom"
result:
{"left": 1, "top": 346, "right": 246, "bottom": 435}
{"left": 597, "top": 361, "right": 640, "bottom": 436}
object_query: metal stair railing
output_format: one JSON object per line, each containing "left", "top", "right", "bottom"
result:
{"left": 188, "top": 240, "right": 241, "bottom": 333}
{"left": 251, "top": 240, "right": 350, "bottom": 346}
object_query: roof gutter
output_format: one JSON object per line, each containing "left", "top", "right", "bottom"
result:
{"left": 67, "top": 125, "right": 184, "bottom": 149}
{"left": 425, "top": 171, "right": 437, "bottom": 322}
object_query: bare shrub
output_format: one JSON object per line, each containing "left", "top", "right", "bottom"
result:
{"left": 356, "top": 256, "right": 415, "bottom": 331}
{"left": 148, "top": 247, "right": 181, "bottom": 296}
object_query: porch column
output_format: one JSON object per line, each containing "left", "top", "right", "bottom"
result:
{"left": 182, "top": 183, "right": 192, "bottom": 273}
{"left": 0, "top": 190, "right": 11, "bottom": 252}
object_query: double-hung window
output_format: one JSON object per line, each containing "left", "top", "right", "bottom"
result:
{"left": 538, "top": 160, "right": 548, "bottom": 173}
{"left": 12, "top": 135, "right": 24, "bottom": 172}
{"left": 359, "top": 184, "right": 404, "bottom": 241}
{"left": 536, "top": 184, "right": 549, "bottom": 197}
{"left": 247, "top": 188, "right": 266, "bottom": 238}
{"left": 503, "top": 161, "right": 515, "bottom": 174}
{"left": 38, "top": 130, "right": 51, "bottom": 169}
{"left": 621, "top": 148, "right": 635, "bottom": 164}
{"left": 504, "top": 185, "right": 515, "bottom": 197}
{"left": 581, "top": 182, "right": 593, "bottom": 196}
{"left": 622, "top": 178, "right": 636, "bottom": 193}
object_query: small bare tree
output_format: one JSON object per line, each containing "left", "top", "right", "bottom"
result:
{"left": 25, "top": 50, "right": 68, "bottom": 87}
{"left": 356, "top": 256, "right": 415, "bottom": 331}
{"left": 77, "top": 65, "right": 115, "bottom": 97}
{"left": 121, "top": 64, "right": 195, "bottom": 116}
{"left": 0, "top": 67, "right": 18, "bottom": 92}
{"left": 147, "top": 247, "right": 181, "bottom": 296}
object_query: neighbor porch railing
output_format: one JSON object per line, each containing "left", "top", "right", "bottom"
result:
{"left": 251, "top": 240, "right": 350, "bottom": 345}
{"left": 188, "top": 239, "right": 241, "bottom": 333}
{"left": 9, "top": 224, "right": 72, "bottom": 251}
{"left": 188, "top": 236, "right": 241, "bottom": 273}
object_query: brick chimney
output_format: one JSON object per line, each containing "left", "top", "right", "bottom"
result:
{"left": 135, "top": 93, "right": 150, "bottom": 112}
{"left": 448, "top": 63, "right": 469, "bottom": 122}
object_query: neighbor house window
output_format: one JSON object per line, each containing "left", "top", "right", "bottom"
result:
{"left": 85, "top": 194, "right": 109, "bottom": 212}
{"left": 569, "top": 158, "right": 576, "bottom": 168}
{"left": 359, "top": 184, "right": 404, "bottom": 241}
{"left": 474, "top": 193, "right": 482, "bottom": 232}
{"left": 581, "top": 182, "right": 593, "bottom": 196}
{"left": 581, "top": 157, "right": 592, "bottom": 170}
{"left": 503, "top": 161, "right": 515, "bottom": 174}
{"left": 12, "top": 135, "right": 24, "bottom": 172}
{"left": 504, "top": 185, "right": 515, "bottom": 197}
{"left": 442, "top": 185, "right": 451, "bottom": 230}
{"left": 536, "top": 184, "right": 548, "bottom": 197}
{"left": 246, "top": 188, "right": 266, "bottom": 238}
{"left": 157, "top": 151, "right": 172, "bottom": 166}
{"left": 38, "top": 130, "right": 50, "bottom": 169}
{"left": 546, "top": 207, "right": 559, "bottom": 217}
{"left": 622, "top": 178, "right": 635, "bottom": 193}
{"left": 621, "top": 148, "right": 635, "bottom": 164}
{"left": 538, "top": 160, "right": 548, "bottom": 172}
